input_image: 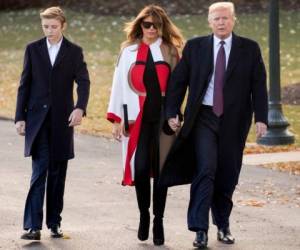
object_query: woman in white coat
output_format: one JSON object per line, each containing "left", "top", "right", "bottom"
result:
{"left": 107, "top": 4, "right": 183, "bottom": 246}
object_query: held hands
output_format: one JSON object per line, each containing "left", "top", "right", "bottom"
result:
{"left": 68, "top": 108, "right": 84, "bottom": 127}
{"left": 256, "top": 122, "right": 267, "bottom": 139}
{"left": 168, "top": 115, "right": 181, "bottom": 132}
{"left": 15, "top": 121, "right": 26, "bottom": 136}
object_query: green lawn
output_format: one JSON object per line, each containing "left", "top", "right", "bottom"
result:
{"left": 0, "top": 8, "right": 299, "bottom": 143}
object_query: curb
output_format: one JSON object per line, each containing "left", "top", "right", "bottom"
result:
{"left": 0, "top": 116, "right": 13, "bottom": 122}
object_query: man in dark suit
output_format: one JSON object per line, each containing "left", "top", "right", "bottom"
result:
{"left": 161, "top": 2, "right": 268, "bottom": 248}
{"left": 15, "top": 7, "right": 90, "bottom": 240}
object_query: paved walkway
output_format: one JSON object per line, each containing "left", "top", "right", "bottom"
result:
{"left": 0, "top": 119, "right": 300, "bottom": 250}
{"left": 243, "top": 151, "right": 300, "bottom": 165}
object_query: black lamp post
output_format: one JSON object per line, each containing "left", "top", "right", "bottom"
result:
{"left": 257, "top": 0, "right": 295, "bottom": 145}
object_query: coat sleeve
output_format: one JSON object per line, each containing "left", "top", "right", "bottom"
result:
{"left": 165, "top": 41, "right": 190, "bottom": 120}
{"left": 15, "top": 45, "right": 32, "bottom": 123}
{"left": 251, "top": 43, "right": 268, "bottom": 125}
{"left": 106, "top": 50, "right": 126, "bottom": 123}
{"left": 74, "top": 47, "right": 90, "bottom": 116}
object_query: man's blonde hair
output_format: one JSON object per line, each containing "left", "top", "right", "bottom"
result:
{"left": 40, "top": 6, "right": 66, "bottom": 25}
{"left": 208, "top": 2, "right": 236, "bottom": 21}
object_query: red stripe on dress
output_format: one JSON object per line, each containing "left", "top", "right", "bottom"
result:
{"left": 122, "top": 96, "right": 146, "bottom": 185}
{"left": 122, "top": 43, "right": 171, "bottom": 185}
{"left": 122, "top": 43, "right": 149, "bottom": 186}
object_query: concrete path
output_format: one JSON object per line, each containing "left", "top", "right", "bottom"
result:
{"left": 0, "top": 119, "right": 300, "bottom": 250}
{"left": 243, "top": 151, "right": 300, "bottom": 165}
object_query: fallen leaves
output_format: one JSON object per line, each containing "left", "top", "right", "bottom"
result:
{"left": 237, "top": 199, "right": 266, "bottom": 207}
{"left": 262, "top": 161, "right": 300, "bottom": 175}
{"left": 244, "top": 144, "right": 300, "bottom": 154}
{"left": 62, "top": 234, "right": 71, "bottom": 240}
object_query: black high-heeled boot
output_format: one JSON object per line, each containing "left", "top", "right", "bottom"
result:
{"left": 138, "top": 211, "right": 150, "bottom": 241}
{"left": 153, "top": 217, "right": 164, "bottom": 245}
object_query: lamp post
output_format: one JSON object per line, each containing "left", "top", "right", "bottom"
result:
{"left": 257, "top": 0, "right": 295, "bottom": 145}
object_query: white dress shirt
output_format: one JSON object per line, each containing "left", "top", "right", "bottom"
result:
{"left": 46, "top": 37, "right": 63, "bottom": 66}
{"left": 202, "top": 34, "right": 232, "bottom": 106}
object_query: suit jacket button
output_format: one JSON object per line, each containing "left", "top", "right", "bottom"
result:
{"left": 43, "top": 104, "right": 47, "bottom": 108}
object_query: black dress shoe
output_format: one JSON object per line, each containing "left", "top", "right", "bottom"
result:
{"left": 193, "top": 230, "right": 208, "bottom": 249}
{"left": 153, "top": 217, "right": 164, "bottom": 246}
{"left": 137, "top": 212, "right": 150, "bottom": 241}
{"left": 20, "top": 229, "right": 41, "bottom": 240}
{"left": 50, "top": 225, "right": 63, "bottom": 238}
{"left": 217, "top": 227, "right": 235, "bottom": 244}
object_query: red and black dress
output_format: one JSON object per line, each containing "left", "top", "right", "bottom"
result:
{"left": 107, "top": 37, "right": 177, "bottom": 186}
{"left": 134, "top": 42, "right": 168, "bottom": 219}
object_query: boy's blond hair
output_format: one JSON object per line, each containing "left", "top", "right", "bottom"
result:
{"left": 40, "top": 6, "right": 66, "bottom": 25}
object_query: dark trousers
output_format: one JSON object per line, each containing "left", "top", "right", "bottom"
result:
{"left": 23, "top": 113, "right": 68, "bottom": 230}
{"left": 211, "top": 167, "right": 235, "bottom": 230}
{"left": 134, "top": 121, "right": 168, "bottom": 219}
{"left": 188, "top": 106, "right": 221, "bottom": 232}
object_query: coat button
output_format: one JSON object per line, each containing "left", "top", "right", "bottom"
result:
{"left": 43, "top": 104, "right": 47, "bottom": 108}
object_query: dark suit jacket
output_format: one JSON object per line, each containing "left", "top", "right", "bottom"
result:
{"left": 15, "top": 37, "right": 90, "bottom": 160}
{"left": 160, "top": 33, "right": 268, "bottom": 187}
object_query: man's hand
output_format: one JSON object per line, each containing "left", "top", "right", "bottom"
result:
{"left": 16, "top": 121, "right": 26, "bottom": 136}
{"left": 68, "top": 108, "right": 84, "bottom": 127}
{"left": 256, "top": 122, "right": 267, "bottom": 139}
{"left": 112, "top": 122, "right": 122, "bottom": 142}
{"left": 168, "top": 115, "right": 181, "bottom": 132}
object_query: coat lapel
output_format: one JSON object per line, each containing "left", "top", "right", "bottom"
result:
{"left": 225, "top": 33, "right": 242, "bottom": 82}
{"left": 38, "top": 38, "right": 52, "bottom": 69}
{"left": 53, "top": 37, "right": 69, "bottom": 68}
{"left": 194, "top": 35, "right": 213, "bottom": 102}
{"left": 200, "top": 34, "right": 214, "bottom": 80}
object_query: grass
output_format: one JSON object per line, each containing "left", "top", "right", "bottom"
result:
{"left": 0, "top": 8, "right": 299, "bottom": 144}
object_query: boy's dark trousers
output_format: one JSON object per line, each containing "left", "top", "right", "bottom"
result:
{"left": 23, "top": 112, "right": 68, "bottom": 230}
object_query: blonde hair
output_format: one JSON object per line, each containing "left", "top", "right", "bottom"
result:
{"left": 40, "top": 6, "right": 66, "bottom": 25}
{"left": 208, "top": 2, "right": 236, "bottom": 21}
{"left": 122, "top": 4, "right": 184, "bottom": 49}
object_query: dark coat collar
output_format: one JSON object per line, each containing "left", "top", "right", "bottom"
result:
{"left": 38, "top": 36, "right": 70, "bottom": 69}
{"left": 226, "top": 33, "right": 242, "bottom": 81}
{"left": 203, "top": 33, "right": 242, "bottom": 82}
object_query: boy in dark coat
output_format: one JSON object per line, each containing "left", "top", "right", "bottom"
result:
{"left": 15, "top": 6, "right": 90, "bottom": 240}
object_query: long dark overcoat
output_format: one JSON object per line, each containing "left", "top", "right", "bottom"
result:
{"left": 15, "top": 37, "right": 90, "bottom": 161}
{"left": 160, "top": 33, "right": 268, "bottom": 188}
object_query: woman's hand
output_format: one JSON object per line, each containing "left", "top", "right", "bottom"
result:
{"left": 112, "top": 122, "right": 122, "bottom": 141}
{"left": 121, "top": 120, "right": 130, "bottom": 138}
